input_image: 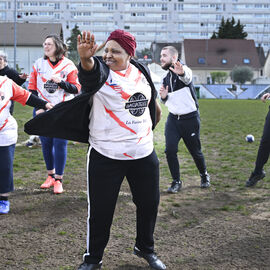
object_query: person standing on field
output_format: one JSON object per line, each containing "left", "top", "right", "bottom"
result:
{"left": 24, "top": 29, "right": 165, "bottom": 270}
{"left": 28, "top": 34, "right": 81, "bottom": 194}
{"left": 246, "top": 93, "right": 270, "bottom": 187}
{"left": 0, "top": 76, "right": 53, "bottom": 214}
{"left": 159, "top": 46, "right": 210, "bottom": 193}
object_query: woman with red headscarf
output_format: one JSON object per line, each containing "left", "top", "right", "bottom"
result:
{"left": 76, "top": 30, "right": 165, "bottom": 270}
{"left": 25, "top": 29, "right": 164, "bottom": 270}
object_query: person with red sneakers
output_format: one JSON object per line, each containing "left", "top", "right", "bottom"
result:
{"left": 28, "top": 34, "right": 81, "bottom": 194}
{"left": 0, "top": 76, "right": 53, "bottom": 214}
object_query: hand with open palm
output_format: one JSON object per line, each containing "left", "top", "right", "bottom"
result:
{"left": 77, "top": 31, "right": 99, "bottom": 71}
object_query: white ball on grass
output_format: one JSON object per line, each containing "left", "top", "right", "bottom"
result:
{"left": 246, "top": 134, "right": 254, "bottom": 143}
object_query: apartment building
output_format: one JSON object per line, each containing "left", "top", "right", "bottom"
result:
{"left": 0, "top": 0, "right": 270, "bottom": 52}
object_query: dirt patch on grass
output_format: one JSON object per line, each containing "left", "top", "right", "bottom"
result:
{"left": 1, "top": 162, "right": 270, "bottom": 270}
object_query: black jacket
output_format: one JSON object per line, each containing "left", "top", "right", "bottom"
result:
{"left": 24, "top": 57, "right": 158, "bottom": 143}
{"left": 0, "top": 65, "right": 26, "bottom": 86}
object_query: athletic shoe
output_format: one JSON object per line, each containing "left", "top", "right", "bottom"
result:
{"left": 40, "top": 175, "right": 55, "bottom": 189}
{"left": 133, "top": 246, "right": 166, "bottom": 270}
{"left": 0, "top": 200, "right": 10, "bottom": 214}
{"left": 200, "top": 173, "right": 211, "bottom": 188}
{"left": 246, "top": 171, "right": 266, "bottom": 187}
{"left": 54, "top": 180, "right": 63, "bottom": 194}
{"left": 167, "top": 180, "right": 182, "bottom": 193}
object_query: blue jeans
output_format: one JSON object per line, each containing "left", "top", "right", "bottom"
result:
{"left": 165, "top": 112, "right": 206, "bottom": 181}
{"left": 0, "top": 144, "right": 15, "bottom": 193}
{"left": 39, "top": 136, "right": 68, "bottom": 175}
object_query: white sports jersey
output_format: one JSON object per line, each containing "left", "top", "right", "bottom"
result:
{"left": 28, "top": 56, "right": 80, "bottom": 105}
{"left": 0, "top": 76, "right": 30, "bottom": 146}
{"left": 89, "top": 64, "right": 154, "bottom": 160}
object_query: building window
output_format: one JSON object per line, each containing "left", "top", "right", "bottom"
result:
{"left": 221, "top": 59, "right": 227, "bottom": 64}
{"left": 243, "top": 58, "right": 250, "bottom": 64}
{"left": 198, "top": 57, "right": 206, "bottom": 64}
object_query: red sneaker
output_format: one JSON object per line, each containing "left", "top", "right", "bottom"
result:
{"left": 54, "top": 180, "right": 63, "bottom": 194}
{"left": 40, "top": 175, "right": 55, "bottom": 189}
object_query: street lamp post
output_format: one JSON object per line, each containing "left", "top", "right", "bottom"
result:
{"left": 14, "top": 0, "right": 17, "bottom": 69}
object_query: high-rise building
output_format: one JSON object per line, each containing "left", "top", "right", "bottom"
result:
{"left": 1, "top": 0, "right": 270, "bottom": 52}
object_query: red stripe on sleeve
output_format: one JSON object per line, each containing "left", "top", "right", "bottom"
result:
{"left": 67, "top": 70, "right": 81, "bottom": 93}
{"left": 28, "top": 66, "right": 37, "bottom": 90}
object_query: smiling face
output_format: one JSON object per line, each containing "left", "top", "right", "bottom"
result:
{"left": 103, "top": 40, "right": 131, "bottom": 71}
{"left": 43, "top": 38, "right": 57, "bottom": 61}
{"left": 160, "top": 48, "right": 177, "bottom": 70}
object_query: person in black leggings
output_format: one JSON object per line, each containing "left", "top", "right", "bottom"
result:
{"left": 246, "top": 93, "right": 270, "bottom": 187}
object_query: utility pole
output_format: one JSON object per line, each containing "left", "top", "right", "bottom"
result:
{"left": 13, "top": 0, "right": 17, "bottom": 69}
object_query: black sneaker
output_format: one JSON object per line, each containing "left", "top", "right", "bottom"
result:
{"left": 134, "top": 246, "right": 166, "bottom": 270}
{"left": 246, "top": 171, "right": 266, "bottom": 187}
{"left": 167, "top": 180, "right": 182, "bottom": 193}
{"left": 200, "top": 173, "right": 210, "bottom": 188}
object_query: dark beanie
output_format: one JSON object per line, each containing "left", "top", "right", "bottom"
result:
{"left": 106, "top": 29, "right": 136, "bottom": 56}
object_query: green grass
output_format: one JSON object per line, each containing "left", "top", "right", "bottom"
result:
{"left": 13, "top": 98, "right": 269, "bottom": 197}
{"left": 11, "top": 99, "right": 270, "bottom": 270}
{"left": 155, "top": 99, "right": 269, "bottom": 188}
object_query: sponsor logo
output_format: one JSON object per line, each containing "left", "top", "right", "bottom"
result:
{"left": 44, "top": 80, "right": 58, "bottom": 94}
{"left": 125, "top": 92, "right": 148, "bottom": 117}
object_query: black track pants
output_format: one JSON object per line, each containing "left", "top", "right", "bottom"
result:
{"left": 165, "top": 113, "right": 207, "bottom": 181}
{"left": 83, "top": 148, "right": 160, "bottom": 264}
{"left": 254, "top": 108, "right": 270, "bottom": 174}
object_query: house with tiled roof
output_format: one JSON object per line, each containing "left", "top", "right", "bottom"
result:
{"left": 181, "top": 39, "right": 264, "bottom": 85}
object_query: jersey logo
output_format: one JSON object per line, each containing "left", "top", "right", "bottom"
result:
{"left": 44, "top": 80, "right": 58, "bottom": 94}
{"left": 125, "top": 92, "right": 148, "bottom": 117}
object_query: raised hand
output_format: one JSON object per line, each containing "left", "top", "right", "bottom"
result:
{"left": 77, "top": 31, "right": 98, "bottom": 61}
{"left": 169, "top": 60, "right": 185, "bottom": 76}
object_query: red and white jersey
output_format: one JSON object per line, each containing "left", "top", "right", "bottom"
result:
{"left": 0, "top": 76, "right": 30, "bottom": 146}
{"left": 89, "top": 64, "right": 154, "bottom": 160}
{"left": 28, "top": 56, "right": 80, "bottom": 105}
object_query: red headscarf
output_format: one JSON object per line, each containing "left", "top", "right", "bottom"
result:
{"left": 106, "top": 29, "right": 136, "bottom": 56}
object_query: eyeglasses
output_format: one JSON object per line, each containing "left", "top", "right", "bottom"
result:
{"left": 43, "top": 43, "right": 54, "bottom": 47}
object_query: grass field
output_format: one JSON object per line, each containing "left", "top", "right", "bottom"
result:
{"left": 1, "top": 99, "right": 270, "bottom": 270}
